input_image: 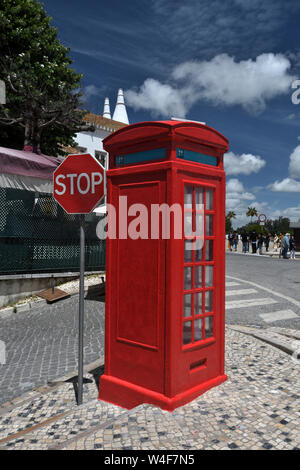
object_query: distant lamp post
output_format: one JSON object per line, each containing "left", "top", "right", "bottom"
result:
{"left": 0, "top": 80, "right": 6, "bottom": 105}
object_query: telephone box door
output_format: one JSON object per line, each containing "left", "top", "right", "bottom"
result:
{"left": 172, "top": 174, "right": 226, "bottom": 396}
{"left": 106, "top": 171, "right": 167, "bottom": 395}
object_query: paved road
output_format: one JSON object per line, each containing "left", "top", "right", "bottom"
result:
{"left": 0, "top": 252, "right": 299, "bottom": 406}
{"left": 0, "top": 290, "right": 105, "bottom": 406}
{"left": 225, "top": 252, "right": 300, "bottom": 329}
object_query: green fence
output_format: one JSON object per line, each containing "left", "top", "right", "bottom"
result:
{"left": 0, "top": 187, "right": 105, "bottom": 274}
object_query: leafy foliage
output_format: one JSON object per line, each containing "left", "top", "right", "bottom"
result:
{"left": 246, "top": 206, "right": 258, "bottom": 222}
{"left": 264, "top": 216, "right": 291, "bottom": 235}
{"left": 238, "top": 223, "right": 265, "bottom": 235}
{"left": 0, "top": 0, "right": 91, "bottom": 155}
{"left": 237, "top": 217, "right": 292, "bottom": 236}
{"left": 225, "top": 211, "right": 236, "bottom": 233}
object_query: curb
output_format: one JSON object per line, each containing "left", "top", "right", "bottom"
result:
{"left": 227, "top": 325, "right": 300, "bottom": 356}
{"left": 226, "top": 250, "right": 300, "bottom": 260}
{"left": 1, "top": 325, "right": 298, "bottom": 417}
{"left": 0, "top": 282, "right": 105, "bottom": 318}
{"left": 0, "top": 356, "right": 104, "bottom": 417}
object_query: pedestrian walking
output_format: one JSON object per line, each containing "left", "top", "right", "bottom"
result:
{"left": 250, "top": 230, "right": 257, "bottom": 254}
{"left": 281, "top": 233, "right": 290, "bottom": 259}
{"left": 233, "top": 231, "right": 238, "bottom": 251}
{"left": 228, "top": 232, "right": 234, "bottom": 251}
{"left": 265, "top": 233, "right": 271, "bottom": 252}
{"left": 257, "top": 233, "right": 264, "bottom": 255}
{"left": 279, "top": 233, "right": 284, "bottom": 258}
{"left": 290, "top": 235, "right": 296, "bottom": 260}
{"left": 273, "top": 234, "right": 279, "bottom": 252}
{"left": 241, "top": 231, "right": 249, "bottom": 254}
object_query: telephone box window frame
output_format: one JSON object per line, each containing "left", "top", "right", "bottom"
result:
{"left": 182, "top": 181, "right": 216, "bottom": 350}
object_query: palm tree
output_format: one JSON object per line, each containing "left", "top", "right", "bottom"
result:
{"left": 226, "top": 211, "right": 236, "bottom": 221}
{"left": 226, "top": 211, "right": 236, "bottom": 233}
{"left": 246, "top": 207, "right": 258, "bottom": 223}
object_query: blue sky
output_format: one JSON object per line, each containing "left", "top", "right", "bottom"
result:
{"left": 42, "top": 0, "right": 300, "bottom": 227}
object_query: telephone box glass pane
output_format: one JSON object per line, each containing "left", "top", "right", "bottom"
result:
{"left": 194, "top": 292, "right": 203, "bottom": 315}
{"left": 195, "top": 244, "right": 203, "bottom": 262}
{"left": 195, "top": 187, "right": 204, "bottom": 206}
{"left": 205, "top": 291, "right": 213, "bottom": 312}
{"left": 184, "top": 186, "right": 193, "bottom": 208}
{"left": 183, "top": 321, "right": 192, "bottom": 345}
{"left": 205, "top": 266, "right": 213, "bottom": 287}
{"left": 205, "top": 240, "right": 213, "bottom": 260}
{"left": 184, "top": 240, "right": 193, "bottom": 262}
{"left": 205, "top": 316, "right": 214, "bottom": 338}
{"left": 194, "top": 266, "right": 203, "bottom": 288}
{"left": 116, "top": 147, "right": 166, "bottom": 166}
{"left": 205, "top": 215, "right": 214, "bottom": 236}
{"left": 183, "top": 294, "right": 192, "bottom": 317}
{"left": 206, "top": 189, "right": 214, "bottom": 210}
{"left": 194, "top": 318, "right": 203, "bottom": 342}
{"left": 184, "top": 212, "right": 193, "bottom": 237}
{"left": 184, "top": 267, "right": 192, "bottom": 291}
{"left": 196, "top": 214, "right": 204, "bottom": 236}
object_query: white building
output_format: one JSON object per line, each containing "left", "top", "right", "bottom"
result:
{"left": 71, "top": 89, "right": 129, "bottom": 170}
{"left": 67, "top": 89, "right": 129, "bottom": 214}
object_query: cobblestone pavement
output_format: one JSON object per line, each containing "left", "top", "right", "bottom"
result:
{"left": 0, "top": 289, "right": 105, "bottom": 405}
{"left": 1, "top": 274, "right": 300, "bottom": 410}
{"left": 0, "top": 327, "right": 299, "bottom": 450}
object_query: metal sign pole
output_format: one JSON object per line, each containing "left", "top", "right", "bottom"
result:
{"left": 78, "top": 214, "right": 85, "bottom": 405}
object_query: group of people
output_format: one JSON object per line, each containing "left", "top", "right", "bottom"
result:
{"left": 227, "top": 231, "right": 296, "bottom": 259}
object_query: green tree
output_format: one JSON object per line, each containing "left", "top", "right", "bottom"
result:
{"left": 226, "top": 211, "right": 236, "bottom": 221}
{"left": 237, "top": 223, "right": 264, "bottom": 235}
{"left": 265, "top": 216, "right": 290, "bottom": 235}
{"left": 246, "top": 206, "right": 258, "bottom": 223}
{"left": 0, "top": 0, "right": 91, "bottom": 155}
{"left": 225, "top": 211, "right": 236, "bottom": 233}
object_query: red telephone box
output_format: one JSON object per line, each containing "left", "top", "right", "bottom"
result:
{"left": 98, "top": 120, "right": 229, "bottom": 411}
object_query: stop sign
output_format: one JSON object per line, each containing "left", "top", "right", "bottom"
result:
{"left": 53, "top": 153, "right": 105, "bottom": 214}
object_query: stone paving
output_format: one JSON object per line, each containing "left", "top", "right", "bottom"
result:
{"left": 0, "top": 327, "right": 299, "bottom": 450}
{"left": 0, "top": 290, "right": 105, "bottom": 405}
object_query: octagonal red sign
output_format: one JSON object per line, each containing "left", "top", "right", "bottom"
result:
{"left": 53, "top": 153, "right": 105, "bottom": 214}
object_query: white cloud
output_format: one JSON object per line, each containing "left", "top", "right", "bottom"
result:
{"left": 224, "top": 151, "right": 266, "bottom": 175}
{"left": 227, "top": 178, "right": 245, "bottom": 194}
{"left": 288, "top": 145, "right": 300, "bottom": 179}
{"left": 271, "top": 204, "right": 300, "bottom": 221}
{"left": 226, "top": 178, "right": 255, "bottom": 210}
{"left": 267, "top": 145, "right": 300, "bottom": 192}
{"left": 173, "top": 53, "right": 295, "bottom": 114}
{"left": 83, "top": 84, "right": 104, "bottom": 102}
{"left": 126, "top": 53, "right": 295, "bottom": 117}
{"left": 225, "top": 173, "right": 300, "bottom": 226}
{"left": 268, "top": 178, "right": 300, "bottom": 192}
{"left": 252, "top": 186, "right": 264, "bottom": 193}
{"left": 227, "top": 178, "right": 256, "bottom": 198}
{"left": 125, "top": 79, "right": 186, "bottom": 117}
{"left": 225, "top": 178, "right": 269, "bottom": 227}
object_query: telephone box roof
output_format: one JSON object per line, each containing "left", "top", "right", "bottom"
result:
{"left": 103, "top": 120, "right": 229, "bottom": 153}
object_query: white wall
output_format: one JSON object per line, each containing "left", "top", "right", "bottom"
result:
{"left": 75, "top": 128, "right": 110, "bottom": 169}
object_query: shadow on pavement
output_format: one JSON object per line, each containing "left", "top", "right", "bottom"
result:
{"left": 88, "top": 364, "right": 105, "bottom": 390}
{"left": 64, "top": 365, "right": 105, "bottom": 404}
{"left": 85, "top": 282, "right": 105, "bottom": 302}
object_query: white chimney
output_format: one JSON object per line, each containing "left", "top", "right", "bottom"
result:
{"left": 112, "top": 88, "right": 129, "bottom": 124}
{"left": 103, "top": 97, "right": 111, "bottom": 119}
